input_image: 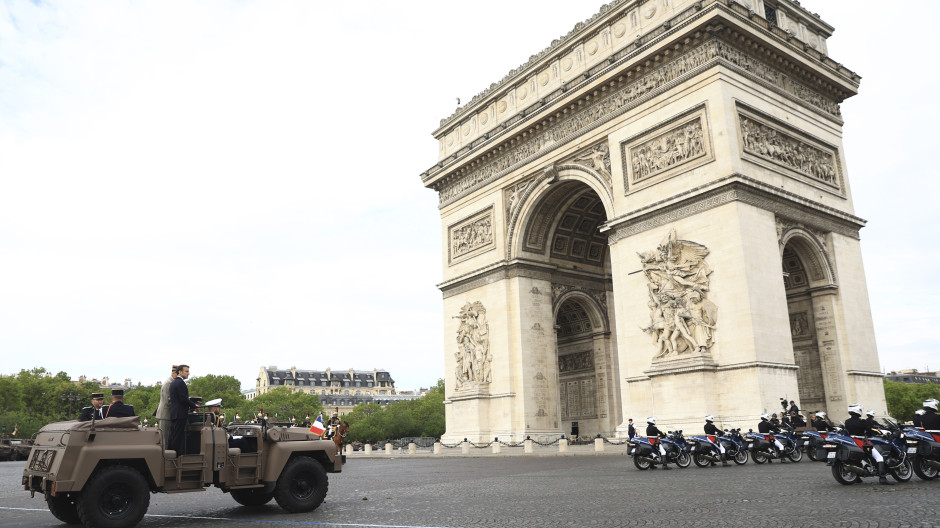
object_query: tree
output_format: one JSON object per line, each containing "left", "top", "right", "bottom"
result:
{"left": 883, "top": 379, "right": 940, "bottom": 420}
{"left": 344, "top": 379, "right": 446, "bottom": 443}
{"left": 242, "top": 388, "right": 322, "bottom": 424}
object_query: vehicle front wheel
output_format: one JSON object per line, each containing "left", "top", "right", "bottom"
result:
{"left": 675, "top": 451, "right": 691, "bottom": 468}
{"left": 692, "top": 452, "right": 710, "bottom": 468}
{"left": 46, "top": 493, "right": 81, "bottom": 524}
{"left": 77, "top": 465, "right": 150, "bottom": 528}
{"left": 787, "top": 448, "right": 803, "bottom": 463}
{"left": 633, "top": 454, "right": 651, "bottom": 470}
{"left": 733, "top": 449, "right": 749, "bottom": 465}
{"left": 913, "top": 457, "right": 939, "bottom": 481}
{"left": 752, "top": 451, "right": 767, "bottom": 464}
{"left": 891, "top": 458, "right": 913, "bottom": 482}
{"left": 831, "top": 460, "right": 859, "bottom": 485}
{"left": 273, "top": 456, "right": 328, "bottom": 513}
{"left": 231, "top": 488, "right": 274, "bottom": 507}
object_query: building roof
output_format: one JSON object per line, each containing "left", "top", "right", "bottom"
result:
{"left": 259, "top": 367, "right": 395, "bottom": 388}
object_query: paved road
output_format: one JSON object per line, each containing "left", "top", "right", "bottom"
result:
{"left": 0, "top": 455, "right": 936, "bottom": 528}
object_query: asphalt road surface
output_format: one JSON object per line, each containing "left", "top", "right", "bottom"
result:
{"left": 1, "top": 455, "right": 936, "bottom": 528}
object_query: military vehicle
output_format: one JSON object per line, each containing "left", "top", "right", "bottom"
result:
{"left": 22, "top": 413, "right": 342, "bottom": 528}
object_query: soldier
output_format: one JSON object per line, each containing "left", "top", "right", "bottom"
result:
{"left": 78, "top": 393, "right": 105, "bottom": 421}
{"left": 102, "top": 389, "right": 136, "bottom": 418}
{"left": 155, "top": 365, "right": 178, "bottom": 445}
{"left": 205, "top": 398, "right": 225, "bottom": 428}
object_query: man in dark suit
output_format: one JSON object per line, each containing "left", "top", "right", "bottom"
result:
{"left": 169, "top": 365, "right": 198, "bottom": 454}
{"left": 78, "top": 393, "right": 105, "bottom": 421}
{"left": 102, "top": 389, "right": 136, "bottom": 418}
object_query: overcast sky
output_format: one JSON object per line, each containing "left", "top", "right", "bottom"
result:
{"left": 1, "top": 0, "right": 937, "bottom": 393}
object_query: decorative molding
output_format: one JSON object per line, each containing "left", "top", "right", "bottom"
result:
{"left": 448, "top": 206, "right": 495, "bottom": 265}
{"left": 789, "top": 312, "right": 810, "bottom": 338}
{"left": 622, "top": 105, "right": 713, "bottom": 193}
{"left": 776, "top": 218, "right": 836, "bottom": 286}
{"left": 605, "top": 175, "right": 865, "bottom": 243}
{"left": 433, "top": 35, "right": 842, "bottom": 208}
{"left": 552, "top": 283, "right": 610, "bottom": 317}
{"left": 714, "top": 361, "right": 801, "bottom": 372}
{"left": 569, "top": 141, "right": 612, "bottom": 187}
{"left": 559, "top": 351, "right": 594, "bottom": 374}
{"left": 737, "top": 105, "right": 843, "bottom": 194}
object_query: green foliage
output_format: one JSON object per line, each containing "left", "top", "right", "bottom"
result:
{"left": 884, "top": 379, "right": 940, "bottom": 420}
{"left": 237, "top": 387, "right": 322, "bottom": 423}
{"left": 123, "top": 384, "right": 161, "bottom": 417}
{"left": 345, "top": 379, "right": 446, "bottom": 443}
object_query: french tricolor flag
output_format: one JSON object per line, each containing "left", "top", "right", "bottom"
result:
{"left": 309, "top": 413, "right": 325, "bottom": 436}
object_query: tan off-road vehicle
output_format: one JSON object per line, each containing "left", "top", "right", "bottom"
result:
{"left": 22, "top": 413, "right": 342, "bottom": 528}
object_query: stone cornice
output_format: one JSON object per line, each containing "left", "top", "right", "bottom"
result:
{"left": 438, "top": 258, "right": 611, "bottom": 298}
{"left": 602, "top": 174, "right": 866, "bottom": 243}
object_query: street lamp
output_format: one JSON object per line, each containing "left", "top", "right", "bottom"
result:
{"left": 61, "top": 391, "right": 81, "bottom": 419}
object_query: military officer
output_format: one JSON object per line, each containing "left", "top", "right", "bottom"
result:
{"left": 205, "top": 398, "right": 225, "bottom": 427}
{"left": 78, "top": 392, "right": 105, "bottom": 421}
{"left": 921, "top": 399, "right": 940, "bottom": 430}
{"left": 102, "top": 389, "right": 136, "bottom": 418}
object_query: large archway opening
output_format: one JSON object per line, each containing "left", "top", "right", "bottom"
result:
{"left": 782, "top": 239, "right": 831, "bottom": 416}
{"left": 517, "top": 177, "right": 619, "bottom": 437}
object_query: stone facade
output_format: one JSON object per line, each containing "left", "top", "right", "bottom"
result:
{"left": 421, "top": 0, "right": 885, "bottom": 442}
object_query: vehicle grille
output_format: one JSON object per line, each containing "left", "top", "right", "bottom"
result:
{"left": 28, "top": 449, "right": 56, "bottom": 473}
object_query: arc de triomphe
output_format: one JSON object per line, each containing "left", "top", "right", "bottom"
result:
{"left": 420, "top": 0, "right": 886, "bottom": 442}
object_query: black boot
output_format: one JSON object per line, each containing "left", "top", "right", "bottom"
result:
{"left": 721, "top": 452, "right": 730, "bottom": 466}
{"left": 878, "top": 462, "right": 894, "bottom": 485}
{"left": 661, "top": 458, "right": 671, "bottom": 470}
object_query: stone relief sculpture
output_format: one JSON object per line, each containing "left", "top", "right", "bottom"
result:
{"left": 573, "top": 143, "right": 612, "bottom": 185}
{"left": 740, "top": 115, "right": 838, "bottom": 187}
{"left": 506, "top": 178, "right": 534, "bottom": 221}
{"left": 454, "top": 301, "right": 492, "bottom": 386}
{"left": 638, "top": 228, "right": 718, "bottom": 358}
{"left": 451, "top": 214, "right": 494, "bottom": 259}
{"left": 630, "top": 119, "right": 705, "bottom": 182}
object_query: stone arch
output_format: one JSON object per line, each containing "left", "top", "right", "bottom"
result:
{"left": 779, "top": 228, "right": 836, "bottom": 288}
{"left": 506, "top": 164, "right": 614, "bottom": 260}
{"left": 552, "top": 289, "right": 609, "bottom": 334}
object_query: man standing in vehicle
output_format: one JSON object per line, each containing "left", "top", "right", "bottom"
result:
{"left": 155, "top": 365, "right": 178, "bottom": 445}
{"left": 78, "top": 392, "right": 105, "bottom": 421}
{"left": 169, "top": 365, "right": 198, "bottom": 454}
{"left": 102, "top": 389, "right": 135, "bottom": 418}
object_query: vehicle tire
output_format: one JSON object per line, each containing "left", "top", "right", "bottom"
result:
{"left": 46, "top": 493, "right": 81, "bottom": 525}
{"left": 752, "top": 450, "right": 767, "bottom": 464}
{"left": 831, "top": 460, "right": 859, "bottom": 485}
{"left": 733, "top": 449, "right": 749, "bottom": 465}
{"left": 230, "top": 488, "right": 274, "bottom": 507}
{"left": 692, "top": 452, "right": 710, "bottom": 468}
{"left": 76, "top": 465, "right": 150, "bottom": 528}
{"left": 273, "top": 456, "right": 328, "bottom": 513}
{"left": 891, "top": 458, "right": 913, "bottom": 483}
{"left": 675, "top": 451, "right": 691, "bottom": 468}
{"left": 633, "top": 454, "right": 651, "bottom": 470}
{"left": 913, "top": 457, "right": 939, "bottom": 481}
{"left": 788, "top": 448, "right": 803, "bottom": 463}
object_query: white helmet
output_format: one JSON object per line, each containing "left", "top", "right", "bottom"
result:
{"left": 925, "top": 399, "right": 939, "bottom": 411}
{"left": 915, "top": 409, "right": 926, "bottom": 416}
{"left": 647, "top": 416, "right": 657, "bottom": 424}
{"left": 847, "top": 404, "right": 863, "bottom": 416}
{"left": 866, "top": 409, "right": 876, "bottom": 417}
{"left": 760, "top": 413, "right": 770, "bottom": 420}
{"left": 816, "top": 411, "right": 827, "bottom": 419}
{"left": 705, "top": 414, "right": 714, "bottom": 422}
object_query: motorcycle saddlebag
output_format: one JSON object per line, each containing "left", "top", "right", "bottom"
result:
{"left": 839, "top": 445, "right": 866, "bottom": 462}
{"left": 631, "top": 443, "right": 653, "bottom": 457}
{"left": 917, "top": 441, "right": 940, "bottom": 457}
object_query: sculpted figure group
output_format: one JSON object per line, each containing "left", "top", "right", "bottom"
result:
{"left": 454, "top": 301, "right": 492, "bottom": 386}
{"left": 639, "top": 229, "right": 718, "bottom": 359}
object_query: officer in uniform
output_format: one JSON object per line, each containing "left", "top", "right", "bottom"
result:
{"left": 812, "top": 411, "right": 831, "bottom": 432}
{"left": 865, "top": 410, "right": 883, "bottom": 430}
{"left": 704, "top": 414, "right": 729, "bottom": 466}
{"left": 205, "top": 398, "right": 225, "bottom": 427}
{"left": 912, "top": 409, "right": 925, "bottom": 428}
{"left": 844, "top": 403, "right": 892, "bottom": 485}
{"left": 102, "top": 389, "right": 136, "bottom": 418}
{"left": 789, "top": 411, "right": 806, "bottom": 428}
{"left": 627, "top": 418, "right": 636, "bottom": 439}
{"left": 646, "top": 417, "right": 670, "bottom": 470}
{"left": 758, "top": 413, "right": 787, "bottom": 462}
{"left": 78, "top": 393, "right": 105, "bottom": 421}
{"left": 921, "top": 399, "right": 940, "bottom": 430}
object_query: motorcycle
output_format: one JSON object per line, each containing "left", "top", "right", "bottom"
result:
{"left": 903, "top": 426, "right": 940, "bottom": 481}
{"left": 718, "top": 428, "right": 750, "bottom": 465}
{"left": 823, "top": 420, "right": 912, "bottom": 485}
{"left": 746, "top": 428, "right": 800, "bottom": 464}
{"left": 773, "top": 424, "right": 803, "bottom": 462}
{"left": 688, "top": 434, "right": 724, "bottom": 467}
{"left": 801, "top": 429, "right": 831, "bottom": 462}
{"left": 627, "top": 430, "right": 692, "bottom": 470}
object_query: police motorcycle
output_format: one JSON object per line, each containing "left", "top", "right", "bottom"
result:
{"left": 802, "top": 422, "right": 836, "bottom": 462}
{"left": 823, "top": 418, "right": 912, "bottom": 485}
{"left": 688, "top": 433, "right": 724, "bottom": 467}
{"left": 773, "top": 423, "right": 803, "bottom": 462}
{"left": 904, "top": 427, "right": 940, "bottom": 480}
{"left": 719, "top": 428, "right": 750, "bottom": 465}
{"left": 746, "top": 423, "right": 801, "bottom": 464}
{"left": 627, "top": 429, "right": 692, "bottom": 470}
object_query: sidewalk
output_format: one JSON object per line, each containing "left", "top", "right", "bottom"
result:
{"left": 344, "top": 440, "right": 629, "bottom": 458}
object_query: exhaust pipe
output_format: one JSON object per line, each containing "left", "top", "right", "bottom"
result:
{"left": 639, "top": 456, "right": 657, "bottom": 464}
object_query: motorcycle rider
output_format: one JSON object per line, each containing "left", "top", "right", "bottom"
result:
{"left": 844, "top": 403, "right": 893, "bottom": 485}
{"left": 865, "top": 410, "right": 883, "bottom": 431}
{"left": 912, "top": 409, "right": 925, "bottom": 428}
{"left": 922, "top": 399, "right": 940, "bottom": 430}
{"left": 646, "top": 417, "right": 671, "bottom": 470}
{"left": 812, "top": 411, "right": 831, "bottom": 432}
{"left": 704, "top": 414, "right": 729, "bottom": 466}
{"left": 758, "top": 413, "right": 788, "bottom": 462}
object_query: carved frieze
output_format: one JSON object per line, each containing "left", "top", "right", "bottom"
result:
{"left": 454, "top": 301, "right": 492, "bottom": 387}
{"left": 790, "top": 312, "right": 810, "bottom": 338}
{"left": 622, "top": 106, "right": 712, "bottom": 192}
{"left": 739, "top": 109, "right": 842, "bottom": 193}
{"left": 639, "top": 228, "right": 718, "bottom": 360}
{"left": 448, "top": 207, "right": 495, "bottom": 265}
{"left": 568, "top": 142, "right": 612, "bottom": 187}
{"left": 559, "top": 351, "right": 594, "bottom": 374}
{"left": 436, "top": 36, "right": 840, "bottom": 207}
{"left": 505, "top": 178, "right": 535, "bottom": 223}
